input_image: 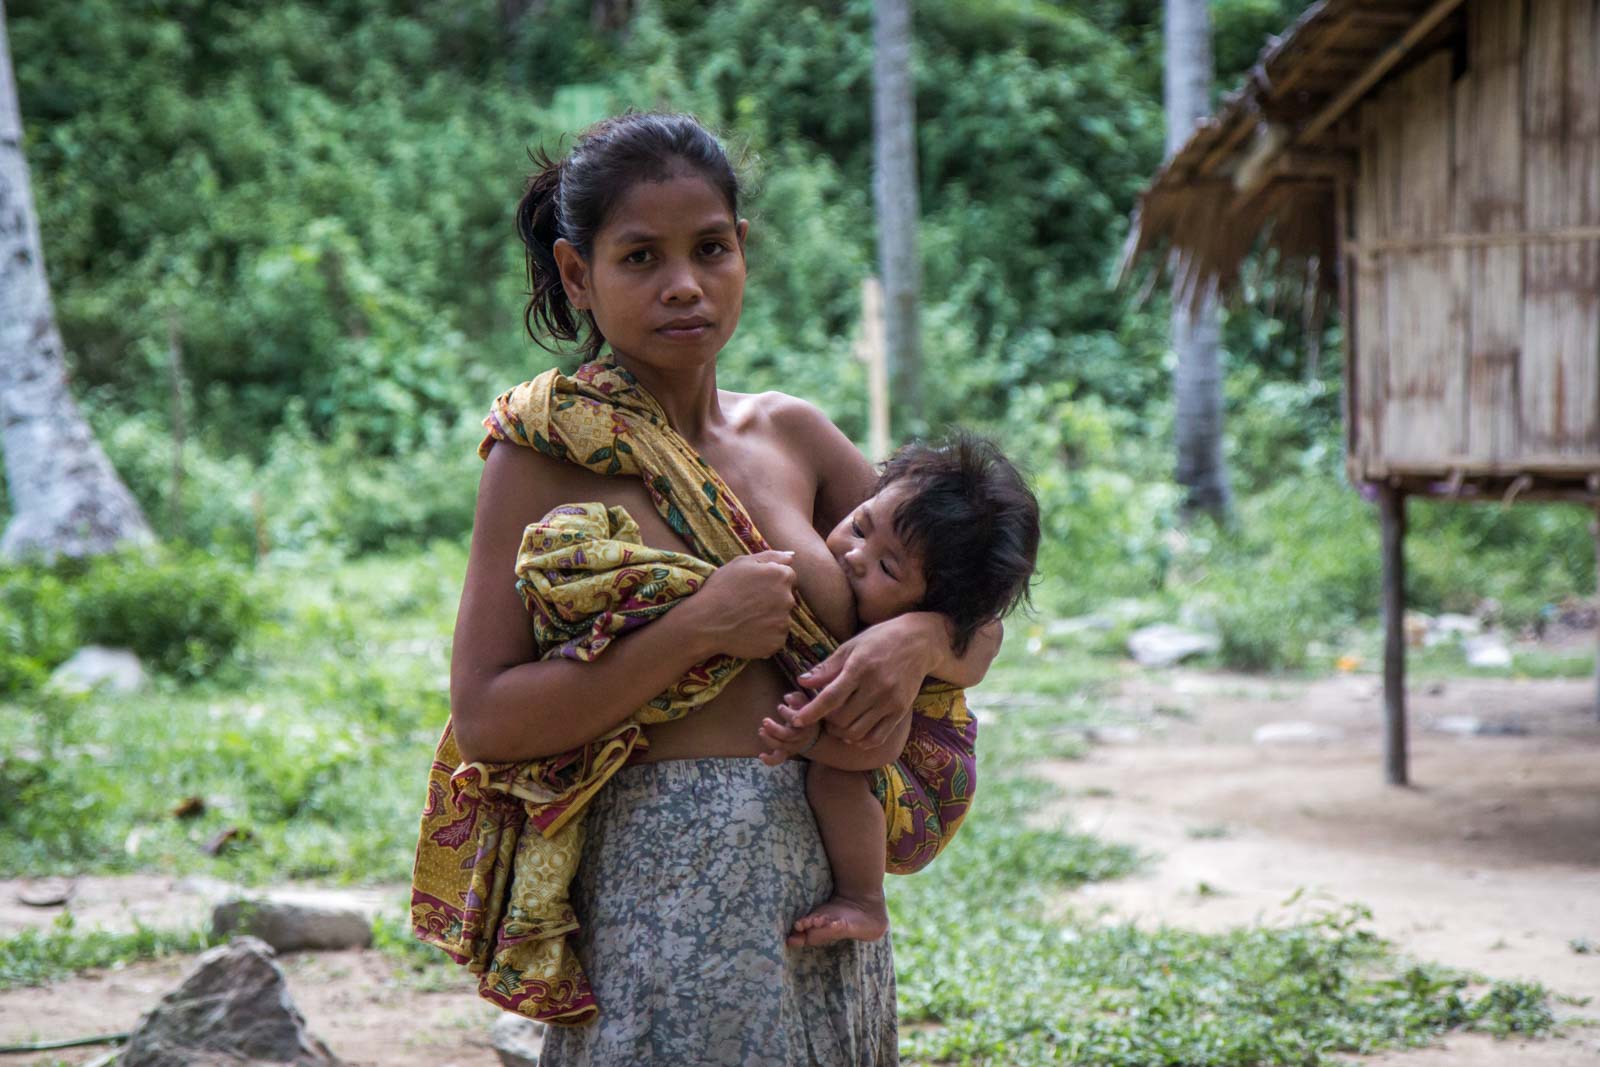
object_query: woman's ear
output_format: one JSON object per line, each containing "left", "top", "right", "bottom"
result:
{"left": 736, "top": 218, "right": 750, "bottom": 256}
{"left": 552, "top": 238, "right": 591, "bottom": 309}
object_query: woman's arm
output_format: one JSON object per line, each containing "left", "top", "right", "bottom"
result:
{"left": 450, "top": 443, "right": 797, "bottom": 763}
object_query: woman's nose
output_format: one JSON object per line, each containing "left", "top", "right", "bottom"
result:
{"left": 661, "top": 263, "right": 703, "bottom": 304}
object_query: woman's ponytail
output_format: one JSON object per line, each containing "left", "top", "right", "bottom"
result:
{"left": 516, "top": 148, "right": 595, "bottom": 356}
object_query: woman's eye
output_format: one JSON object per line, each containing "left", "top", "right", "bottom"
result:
{"left": 700, "top": 241, "right": 729, "bottom": 257}
{"left": 623, "top": 249, "right": 653, "bottom": 265}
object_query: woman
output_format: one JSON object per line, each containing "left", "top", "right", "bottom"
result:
{"left": 447, "top": 112, "right": 998, "bottom": 1066}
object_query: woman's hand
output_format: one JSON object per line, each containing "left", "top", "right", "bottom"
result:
{"left": 786, "top": 613, "right": 942, "bottom": 748}
{"left": 680, "top": 550, "right": 798, "bottom": 660}
{"left": 756, "top": 691, "right": 821, "bottom": 766}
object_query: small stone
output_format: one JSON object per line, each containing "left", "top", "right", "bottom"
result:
{"left": 213, "top": 894, "right": 373, "bottom": 953}
{"left": 490, "top": 1014, "right": 546, "bottom": 1067}
{"left": 119, "top": 936, "right": 338, "bottom": 1067}
{"left": 1434, "top": 613, "right": 1482, "bottom": 637}
{"left": 1045, "top": 614, "right": 1113, "bottom": 637}
{"left": 46, "top": 646, "right": 147, "bottom": 695}
{"left": 1252, "top": 721, "right": 1344, "bottom": 745}
{"left": 1431, "top": 715, "right": 1484, "bottom": 736}
{"left": 1086, "top": 725, "right": 1142, "bottom": 745}
{"left": 16, "top": 877, "right": 75, "bottom": 907}
{"left": 1127, "top": 624, "right": 1221, "bottom": 668}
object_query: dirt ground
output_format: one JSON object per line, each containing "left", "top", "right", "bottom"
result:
{"left": 1028, "top": 668, "right": 1600, "bottom": 1064}
{"left": 3, "top": 669, "right": 1598, "bottom": 1065}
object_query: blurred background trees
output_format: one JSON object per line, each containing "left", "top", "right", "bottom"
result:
{"left": 3, "top": 0, "right": 1595, "bottom": 673}
{"left": 0, "top": 2, "right": 151, "bottom": 561}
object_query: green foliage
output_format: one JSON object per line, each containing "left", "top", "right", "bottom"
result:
{"left": 0, "top": 547, "right": 461, "bottom": 880}
{"left": 74, "top": 547, "right": 260, "bottom": 678}
{"left": 0, "top": 913, "right": 212, "bottom": 991}
{"left": 0, "top": 569, "right": 75, "bottom": 695}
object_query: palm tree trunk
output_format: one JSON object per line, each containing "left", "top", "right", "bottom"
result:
{"left": 0, "top": 2, "right": 152, "bottom": 561}
{"left": 873, "top": 0, "right": 922, "bottom": 435}
{"left": 1165, "top": 0, "right": 1232, "bottom": 519}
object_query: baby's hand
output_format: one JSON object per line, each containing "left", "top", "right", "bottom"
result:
{"left": 757, "top": 692, "right": 821, "bottom": 766}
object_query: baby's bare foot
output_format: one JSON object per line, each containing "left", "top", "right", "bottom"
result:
{"left": 786, "top": 895, "right": 888, "bottom": 948}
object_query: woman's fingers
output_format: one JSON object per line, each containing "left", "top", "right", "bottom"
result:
{"left": 790, "top": 675, "right": 858, "bottom": 728}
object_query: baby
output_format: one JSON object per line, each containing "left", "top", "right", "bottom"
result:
{"left": 757, "top": 432, "right": 1041, "bottom": 947}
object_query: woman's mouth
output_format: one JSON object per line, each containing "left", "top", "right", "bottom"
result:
{"left": 657, "top": 316, "right": 712, "bottom": 340}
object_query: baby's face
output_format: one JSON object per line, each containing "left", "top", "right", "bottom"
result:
{"left": 825, "top": 482, "right": 928, "bottom": 626}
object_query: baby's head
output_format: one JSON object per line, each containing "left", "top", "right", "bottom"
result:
{"left": 825, "top": 433, "right": 1041, "bottom": 652}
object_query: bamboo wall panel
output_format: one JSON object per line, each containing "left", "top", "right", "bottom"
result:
{"left": 1520, "top": 0, "right": 1600, "bottom": 456}
{"left": 1354, "top": 97, "right": 1390, "bottom": 473}
{"left": 1348, "top": 0, "right": 1600, "bottom": 479}
{"left": 1380, "top": 52, "right": 1461, "bottom": 467}
{"left": 1462, "top": 0, "right": 1524, "bottom": 462}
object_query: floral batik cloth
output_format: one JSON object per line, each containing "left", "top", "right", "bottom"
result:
{"left": 409, "top": 358, "right": 977, "bottom": 1026}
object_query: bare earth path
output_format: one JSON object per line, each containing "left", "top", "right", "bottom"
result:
{"left": 1028, "top": 668, "right": 1600, "bottom": 1064}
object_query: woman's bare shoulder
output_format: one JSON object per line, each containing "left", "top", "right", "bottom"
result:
{"left": 749, "top": 391, "right": 876, "bottom": 532}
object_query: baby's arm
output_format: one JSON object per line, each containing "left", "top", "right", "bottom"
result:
{"left": 759, "top": 692, "right": 912, "bottom": 771}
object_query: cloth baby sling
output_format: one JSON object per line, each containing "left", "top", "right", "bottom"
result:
{"left": 409, "top": 358, "right": 978, "bottom": 1025}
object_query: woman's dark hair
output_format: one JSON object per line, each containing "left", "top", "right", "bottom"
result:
{"left": 515, "top": 111, "right": 742, "bottom": 360}
{"left": 877, "top": 432, "right": 1042, "bottom": 655}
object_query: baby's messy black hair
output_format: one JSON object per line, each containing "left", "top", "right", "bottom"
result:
{"left": 878, "top": 432, "right": 1041, "bottom": 656}
{"left": 515, "top": 111, "right": 742, "bottom": 361}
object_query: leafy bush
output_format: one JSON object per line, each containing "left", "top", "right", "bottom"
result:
{"left": 0, "top": 568, "right": 77, "bottom": 695}
{"left": 73, "top": 548, "right": 262, "bottom": 679}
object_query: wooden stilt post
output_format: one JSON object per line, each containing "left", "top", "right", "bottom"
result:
{"left": 1380, "top": 484, "right": 1408, "bottom": 786}
{"left": 855, "top": 276, "right": 891, "bottom": 463}
{"left": 1593, "top": 502, "right": 1599, "bottom": 721}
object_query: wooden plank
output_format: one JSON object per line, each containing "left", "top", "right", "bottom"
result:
{"left": 1383, "top": 53, "right": 1461, "bottom": 467}
{"left": 1353, "top": 96, "right": 1389, "bottom": 478}
{"left": 1520, "top": 0, "right": 1600, "bottom": 456}
{"left": 1561, "top": 0, "right": 1600, "bottom": 454}
{"left": 1466, "top": 0, "right": 1525, "bottom": 463}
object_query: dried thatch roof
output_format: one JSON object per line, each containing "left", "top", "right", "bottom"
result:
{"left": 1122, "top": 0, "right": 1465, "bottom": 306}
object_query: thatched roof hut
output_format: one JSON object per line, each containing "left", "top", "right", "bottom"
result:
{"left": 1125, "top": 0, "right": 1600, "bottom": 783}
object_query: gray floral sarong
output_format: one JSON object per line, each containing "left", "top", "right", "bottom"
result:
{"left": 537, "top": 757, "right": 898, "bottom": 1067}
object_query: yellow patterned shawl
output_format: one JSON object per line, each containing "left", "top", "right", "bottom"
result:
{"left": 410, "top": 358, "right": 971, "bottom": 1026}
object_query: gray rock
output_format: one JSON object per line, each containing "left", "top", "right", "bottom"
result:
{"left": 489, "top": 1014, "right": 546, "bottom": 1067}
{"left": 1252, "top": 721, "right": 1344, "bottom": 745}
{"left": 1434, "top": 612, "right": 1483, "bottom": 637}
{"left": 1127, "top": 624, "right": 1221, "bottom": 668}
{"left": 1045, "top": 614, "right": 1113, "bottom": 637}
{"left": 212, "top": 893, "right": 373, "bottom": 953}
{"left": 1464, "top": 635, "right": 1513, "bottom": 669}
{"left": 1086, "top": 725, "right": 1142, "bottom": 745}
{"left": 46, "top": 646, "right": 147, "bottom": 695}
{"left": 1430, "top": 714, "right": 1484, "bottom": 736}
{"left": 119, "top": 936, "right": 338, "bottom": 1067}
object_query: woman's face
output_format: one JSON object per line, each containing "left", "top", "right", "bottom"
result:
{"left": 825, "top": 482, "right": 928, "bottom": 627}
{"left": 554, "top": 170, "right": 749, "bottom": 371}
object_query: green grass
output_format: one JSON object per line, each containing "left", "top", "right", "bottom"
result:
{"left": 0, "top": 914, "right": 213, "bottom": 992}
{"left": 0, "top": 548, "right": 1564, "bottom": 1061}
{"left": 884, "top": 650, "right": 1558, "bottom": 1065}
{"left": 0, "top": 543, "right": 467, "bottom": 882}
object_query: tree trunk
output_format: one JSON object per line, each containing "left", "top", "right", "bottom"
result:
{"left": 0, "top": 3, "right": 152, "bottom": 561}
{"left": 1165, "top": 0, "right": 1232, "bottom": 520}
{"left": 873, "top": 0, "right": 922, "bottom": 435}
